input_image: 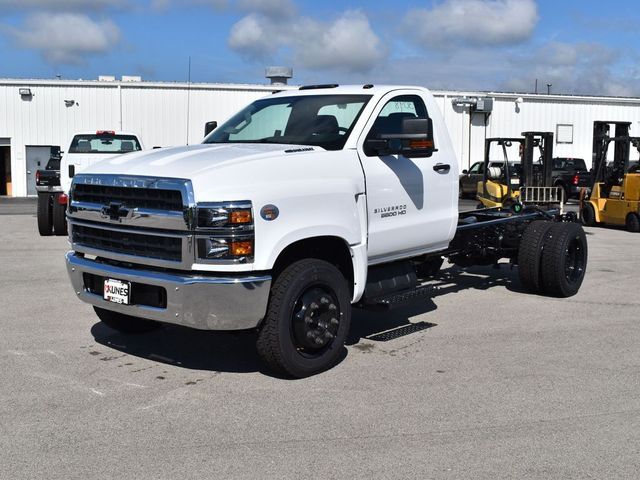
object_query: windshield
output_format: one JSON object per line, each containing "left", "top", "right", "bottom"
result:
{"left": 204, "top": 94, "right": 371, "bottom": 150}
{"left": 68, "top": 134, "right": 141, "bottom": 154}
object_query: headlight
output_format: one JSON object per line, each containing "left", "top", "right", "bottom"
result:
{"left": 196, "top": 201, "right": 254, "bottom": 263}
{"left": 197, "top": 202, "right": 252, "bottom": 229}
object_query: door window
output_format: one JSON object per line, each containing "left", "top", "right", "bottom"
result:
{"left": 364, "top": 95, "right": 429, "bottom": 156}
{"left": 469, "top": 162, "right": 483, "bottom": 174}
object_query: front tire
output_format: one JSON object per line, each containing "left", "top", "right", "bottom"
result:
{"left": 37, "top": 193, "right": 53, "bottom": 236}
{"left": 581, "top": 203, "right": 596, "bottom": 226}
{"left": 625, "top": 213, "right": 640, "bottom": 233}
{"left": 93, "top": 307, "right": 161, "bottom": 334}
{"left": 256, "top": 259, "right": 351, "bottom": 378}
{"left": 540, "top": 223, "right": 588, "bottom": 298}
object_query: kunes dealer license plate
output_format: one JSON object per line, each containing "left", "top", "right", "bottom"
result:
{"left": 103, "top": 278, "right": 131, "bottom": 305}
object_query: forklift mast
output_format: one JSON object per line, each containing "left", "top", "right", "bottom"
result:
{"left": 591, "top": 121, "right": 632, "bottom": 189}
{"left": 482, "top": 137, "right": 523, "bottom": 199}
{"left": 521, "top": 131, "right": 554, "bottom": 188}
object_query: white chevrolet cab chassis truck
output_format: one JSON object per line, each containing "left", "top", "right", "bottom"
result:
{"left": 65, "top": 85, "right": 587, "bottom": 377}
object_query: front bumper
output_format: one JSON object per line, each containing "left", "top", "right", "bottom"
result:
{"left": 66, "top": 252, "right": 271, "bottom": 330}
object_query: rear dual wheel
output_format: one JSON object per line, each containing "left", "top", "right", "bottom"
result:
{"left": 37, "top": 193, "right": 53, "bottom": 236}
{"left": 540, "top": 222, "right": 588, "bottom": 297}
{"left": 518, "top": 221, "right": 587, "bottom": 298}
{"left": 52, "top": 196, "right": 68, "bottom": 236}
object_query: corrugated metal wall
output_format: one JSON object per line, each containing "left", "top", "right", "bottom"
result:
{"left": 2, "top": 79, "right": 640, "bottom": 196}
{"left": 433, "top": 93, "right": 640, "bottom": 172}
{"left": 0, "top": 80, "right": 281, "bottom": 196}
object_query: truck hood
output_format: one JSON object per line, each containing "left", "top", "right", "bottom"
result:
{"left": 84, "top": 143, "right": 321, "bottom": 180}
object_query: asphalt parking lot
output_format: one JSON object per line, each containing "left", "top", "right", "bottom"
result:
{"left": 2, "top": 200, "right": 640, "bottom": 479}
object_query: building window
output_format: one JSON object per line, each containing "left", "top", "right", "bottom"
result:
{"left": 556, "top": 124, "right": 574, "bottom": 144}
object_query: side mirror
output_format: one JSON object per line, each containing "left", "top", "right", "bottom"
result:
{"left": 462, "top": 169, "right": 468, "bottom": 174}
{"left": 204, "top": 121, "right": 217, "bottom": 137}
{"left": 365, "top": 118, "right": 436, "bottom": 158}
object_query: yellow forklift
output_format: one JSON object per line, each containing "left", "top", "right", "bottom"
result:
{"left": 581, "top": 121, "right": 640, "bottom": 232}
{"left": 477, "top": 131, "right": 563, "bottom": 210}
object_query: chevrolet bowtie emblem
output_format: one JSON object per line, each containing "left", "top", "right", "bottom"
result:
{"left": 101, "top": 202, "right": 129, "bottom": 221}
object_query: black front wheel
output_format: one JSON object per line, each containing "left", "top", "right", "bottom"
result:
{"left": 256, "top": 259, "right": 351, "bottom": 378}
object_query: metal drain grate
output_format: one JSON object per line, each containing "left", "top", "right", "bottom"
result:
{"left": 366, "top": 322, "right": 436, "bottom": 341}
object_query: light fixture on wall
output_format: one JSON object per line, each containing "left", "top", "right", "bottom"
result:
{"left": 19, "top": 88, "right": 33, "bottom": 98}
{"left": 64, "top": 99, "right": 78, "bottom": 107}
{"left": 514, "top": 97, "right": 524, "bottom": 113}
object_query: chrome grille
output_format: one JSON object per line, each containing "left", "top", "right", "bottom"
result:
{"left": 72, "top": 183, "right": 183, "bottom": 211}
{"left": 73, "top": 224, "right": 182, "bottom": 262}
{"left": 68, "top": 175, "right": 196, "bottom": 268}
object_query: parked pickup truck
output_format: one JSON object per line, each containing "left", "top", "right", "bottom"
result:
{"left": 64, "top": 85, "right": 588, "bottom": 377}
{"left": 552, "top": 157, "right": 591, "bottom": 199}
{"left": 43, "top": 131, "right": 144, "bottom": 236}
{"left": 36, "top": 149, "right": 62, "bottom": 235}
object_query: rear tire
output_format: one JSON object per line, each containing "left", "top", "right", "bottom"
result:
{"left": 93, "top": 307, "right": 161, "bottom": 334}
{"left": 37, "top": 193, "right": 53, "bottom": 236}
{"left": 256, "top": 259, "right": 351, "bottom": 378}
{"left": 581, "top": 203, "right": 596, "bottom": 226}
{"left": 518, "top": 220, "right": 555, "bottom": 294}
{"left": 52, "top": 195, "right": 67, "bottom": 236}
{"left": 625, "top": 213, "right": 640, "bottom": 233}
{"left": 540, "top": 223, "right": 588, "bottom": 298}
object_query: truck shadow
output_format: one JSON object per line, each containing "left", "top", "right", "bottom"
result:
{"left": 90, "top": 322, "right": 263, "bottom": 375}
{"left": 90, "top": 264, "right": 523, "bottom": 377}
{"left": 348, "top": 263, "right": 523, "bottom": 344}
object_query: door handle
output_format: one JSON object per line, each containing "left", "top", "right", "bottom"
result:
{"left": 433, "top": 163, "right": 450, "bottom": 173}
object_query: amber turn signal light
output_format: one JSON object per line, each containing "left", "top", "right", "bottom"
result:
{"left": 409, "top": 139, "right": 434, "bottom": 149}
{"left": 230, "top": 210, "right": 252, "bottom": 224}
{"left": 229, "top": 241, "right": 253, "bottom": 256}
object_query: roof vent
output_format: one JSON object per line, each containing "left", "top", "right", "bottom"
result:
{"left": 265, "top": 66, "right": 293, "bottom": 86}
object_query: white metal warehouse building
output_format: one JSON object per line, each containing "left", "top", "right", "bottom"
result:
{"left": 2, "top": 77, "right": 640, "bottom": 197}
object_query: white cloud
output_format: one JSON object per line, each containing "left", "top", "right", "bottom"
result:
{"left": 8, "top": 12, "right": 120, "bottom": 65}
{"left": 504, "top": 42, "right": 635, "bottom": 96}
{"left": 228, "top": 9, "right": 387, "bottom": 73}
{"left": 404, "top": 0, "right": 539, "bottom": 48}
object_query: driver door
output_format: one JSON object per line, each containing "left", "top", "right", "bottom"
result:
{"left": 357, "top": 90, "right": 457, "bottom": 263}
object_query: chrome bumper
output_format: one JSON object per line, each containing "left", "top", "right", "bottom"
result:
{"left": 65, "top": 252, "right": 271, "bottom": 330}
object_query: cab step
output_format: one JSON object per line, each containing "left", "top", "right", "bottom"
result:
{"left": 359, "top": 283, "right": 439, "bottom": 311}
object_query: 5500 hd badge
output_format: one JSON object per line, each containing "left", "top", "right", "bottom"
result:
{"left": 374, "top": 204, "right": 407, "bottom": 218}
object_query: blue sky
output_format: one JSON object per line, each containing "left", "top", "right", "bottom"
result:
{"left": 0, "top": 0, "right": 638, "bottom": 95}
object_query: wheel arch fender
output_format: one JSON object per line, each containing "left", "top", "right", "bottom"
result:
{"left": 268, "top": 233, "right": 367, "bottom": 304}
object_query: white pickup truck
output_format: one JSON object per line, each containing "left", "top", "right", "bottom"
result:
{"left": 64, "top": 85, "right": 587, "bottom": 377}
{"left": 37, "top": 131, "right": 144, "bottom": 236}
